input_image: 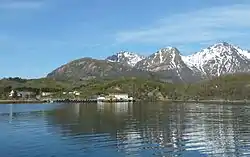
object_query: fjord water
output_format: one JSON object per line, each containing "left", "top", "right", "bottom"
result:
{"left": 0, "top": 103, "right": 250, "bottom": 157}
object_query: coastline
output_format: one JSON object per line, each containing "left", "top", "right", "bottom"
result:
{"left": 0, "top": 100, "right": 46, "bottom": 104}
{"left": 0, "top": 99, "right": 249, "bottom": 104}
{"left": 166, "top": 99, "right": 250, "bottom": 104}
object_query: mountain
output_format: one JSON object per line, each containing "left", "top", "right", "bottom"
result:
{"left": 47, "top": 58, "right": 131, "bottom": 80}
{"left": 135, "top": 47, "right": 185, "bottom": 71}
{"left": 47, "top": 42, "right": 250, "bottom": 83}
{"left": 106, "top": 51, "right": 145, "bottom": 67}
{"left": 47, "top": 57, "right": 171, "bottom": 82}
{"left": 182, "top": 42, "right": 250, "bottom": 78}
{"left": 135, "top": 47, "right": 202, "bottom": 82}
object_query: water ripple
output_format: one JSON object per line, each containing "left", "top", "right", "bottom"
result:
{"left": 1, "top": 103, "right": 250, "bottom": 157}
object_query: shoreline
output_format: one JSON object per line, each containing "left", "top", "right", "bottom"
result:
{"left": 0, "top": 100, "right": 46, "bottom": 104}
{"left": 166, "top": 99, "right": 250, "bottom": 104}
{"left": 0, "top": 99, "right": 250, "bottom": 104}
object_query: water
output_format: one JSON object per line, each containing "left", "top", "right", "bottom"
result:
{"left": 0, "top": 102, "right": 250, "bottom": 157}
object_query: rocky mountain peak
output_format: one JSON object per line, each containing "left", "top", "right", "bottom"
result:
{"left": 155, "top": 47, "right": 180, "bottom": 56}
{"left": 106, "top": 51, "right": 145, "bottom": 67}
{"left": 47, "top": 42, "right": 250, "bottom": 83}
{"left": 135, "top": 47, "right": 184, "bottom": 71}
{"left": 212, "top": 42, "right": 230, "bottom": 47}
{"left": 134, "top": 47, "right": 200, "bottom": 82}
{"left": 204, "top": 42, "right": 241, "bottom": 56}
{"left": 150, "top": 47, "right": 180, "bottom": 62}
{"left": 182, "top": 42, "right": 250, "bottom": 77}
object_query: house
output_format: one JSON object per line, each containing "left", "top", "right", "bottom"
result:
{"left": 41, "top": 92, "right": 53, "bottom": 97}
{"left": 108, "top": 93, "right": 129, "bottom": 100}
{"left": 9, "top": 90, "right": 15, "bottom": 97}
{"left": 17, "top": 91, "right": 35, "bottom": 98}
{"left": 9, "top": 90, "right": 35, "bottom": 98}
{"left": 128, "top": 97, "right": 134, "bottom": 101}
{"left": 75, "top": 92, "right": 80, "bottom": 96}
{"left": 73, "top": 91, "right": 80, "bottom": 96}
{"left": 96, "top": 93, "right": 134, "bottom": 102}
{"left": 97, "top": 96, "right": 106, "bottom": 101}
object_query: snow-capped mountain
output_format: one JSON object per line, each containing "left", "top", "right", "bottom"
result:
{"left": 135, "top": 47, "right": 202, "bottom": 82}
{"left": 106, "top": 51, "right": 145, "bottom": 67}
{"left": 135, "top": 47, "right": 185, "bottom": 71}
{"left": 182, "top": 42, "right": 250, "bottom": 77}
{"left": 48, "top": 42, "right": 250, "bottom": 83}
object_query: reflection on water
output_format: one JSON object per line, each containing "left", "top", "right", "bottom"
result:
{"left": 9, "top": 104, "right": 13, "bottom": 123}
{"left": 97, "top": 102, "right": 131, "bottom": 114}
{"left": 0, "top": 102, "right": 250, "bottom": 157}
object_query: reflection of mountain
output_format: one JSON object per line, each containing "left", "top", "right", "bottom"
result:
{"left": 46, "top": 103, "right": 130, "bottom": 136}
{"left": 46, "top": 103, "right": 250, "bottom": 156}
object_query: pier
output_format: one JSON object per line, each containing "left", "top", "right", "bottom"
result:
{"left": 53, "top": 99, "right": 98, "bottom": 103}
{"left": 50, "top": 99, "right": 135, "bottom": 103}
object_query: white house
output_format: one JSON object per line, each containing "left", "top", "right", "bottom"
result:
{"left": 73, "top": 91, "right": 80, "bottom": 96}
{"left": 9, "top": 90, "right": 35, "bottom": 98}
{"left": 97, "top": 96, "right": 106, "bottom": 101}
{"left": 9, "top": 90, "right": 15, "bottom": 97}
{"left": 109, "top": 93, "right": 129, "bottom": 100}
{"left": 128, "top": 97, "right": 134, "bottom": 101}
{"left": 41, "top": 92, "right": 53, "bottom": 97}
{"left": 74, "top": 92, "right": 80, "bottom": 96}
{"left": 18, "top": 91, "right": 35, "bottom": 98}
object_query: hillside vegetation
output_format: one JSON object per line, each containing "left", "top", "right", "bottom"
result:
{"left": 0, "top": 77, "right": 72, "bottom": 99}
{"left": 187, "top": 73, "right": 250, "bottom": 100}
{"left": 74, "top": 77, "right": 176, "bottom": 100}
{"left": 1, "top": 73, "right": 250, "bottom": 101}
{"left": 76, "top": 74, "right": 250, "bottom": 100}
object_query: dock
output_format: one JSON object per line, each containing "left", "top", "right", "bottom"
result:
{"left": 53, "top": 99, "right": 98, "bottom": 103}
{"left": 51, "top": 99, "right": 135, "bottom": 103}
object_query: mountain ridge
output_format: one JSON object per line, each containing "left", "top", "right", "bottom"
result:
{"left": 47, "top": 42, "right": 250, "bottom": 83}
{"left": 181, "top": 42, "right": 250, "bottom": 77}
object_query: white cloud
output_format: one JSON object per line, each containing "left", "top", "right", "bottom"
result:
{"left": 115, "top": 4, "right": 250, "bottom": 46}
{"left": 0, "top": 0, "right": 44, "bottom": 9}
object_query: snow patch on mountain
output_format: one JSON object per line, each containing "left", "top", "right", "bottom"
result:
{"left": 145, "top": 47, "right": 180, "bottom": 70}
{"left": 135, "top": 46, "right": 190, "bottom": 77}
{"left": 238, "top": 48, "right": 250, "bottom": 59}
{"left": 182, "top": 42, "right": 250, "bottom": 76}
{"left": 106, "top": 51, "right": 145, "bottom": 67}
{"left": 153, "top": 47, "right": 174, "bottom": 64}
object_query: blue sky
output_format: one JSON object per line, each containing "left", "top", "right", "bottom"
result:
{"left": 1, "top": 0, "right": 250, "bottom": 78}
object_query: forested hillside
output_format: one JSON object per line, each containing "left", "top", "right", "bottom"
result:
{"left": 1, "top": 74, "right": 250, "bottom": 101}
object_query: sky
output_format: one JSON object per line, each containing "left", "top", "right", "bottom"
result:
{"left": 1, "top": 0, "right": 250, "bottom": 78}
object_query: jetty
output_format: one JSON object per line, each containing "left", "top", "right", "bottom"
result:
{"left": 53, "top": 99, "right": 98, "bottom": 103}
{"left": 52, "top": 99, "right": 135, "bottom": 103}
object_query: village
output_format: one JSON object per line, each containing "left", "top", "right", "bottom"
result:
{"left": 8, "top": 90, "right": 134, "bottom": 103}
